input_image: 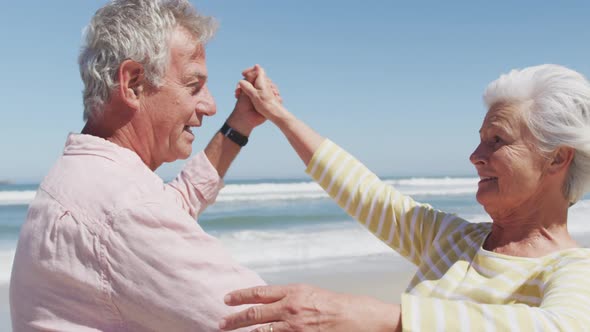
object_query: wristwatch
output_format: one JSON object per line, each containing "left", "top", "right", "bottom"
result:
{"left": 219, "top": 122, "right": 248, "bottom": 147}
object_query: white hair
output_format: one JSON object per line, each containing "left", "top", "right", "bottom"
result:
{"left": 484, "top": 64, "right": 590, "bottom": 204}
{"left": 79, "top": 0, "right": 217, "bottom": 120}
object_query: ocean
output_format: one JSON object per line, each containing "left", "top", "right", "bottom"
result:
{"left": 2, "top": 177, "right": 590, "bottom": 283}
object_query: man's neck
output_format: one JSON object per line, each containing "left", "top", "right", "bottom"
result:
{"left": 82, "top": 110, "right": 158, "bottom": 170}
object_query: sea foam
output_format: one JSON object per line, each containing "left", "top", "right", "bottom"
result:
{"left": 1, "top": 200, "right": 589, "bottom": 283}
{"left": 0, "top": 177, "right": 480, "bottom": 206}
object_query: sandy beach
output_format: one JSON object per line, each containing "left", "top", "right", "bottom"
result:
{"left": 260, "top": 254, "right": 415, "bottom": 303}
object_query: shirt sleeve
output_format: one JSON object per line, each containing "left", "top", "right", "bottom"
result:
{"left": 305, "top": 139, "right": 469, "bottom": 266}
{"left": 401, "top": 259, "right": 590, "bottom": 331}
{"left": 165, "top": 151, "right": 224, "bottom": 218}
{"left": 106, "top": 201, "right": 264, "bottom": 332}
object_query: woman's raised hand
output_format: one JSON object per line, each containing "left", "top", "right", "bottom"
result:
{"left": 238, "top": 65, "right": 290, "bottom": 124}
{"left": 237, "top": 64, "right": 323, "bottom": 165}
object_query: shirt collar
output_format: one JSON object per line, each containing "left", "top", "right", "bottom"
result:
{"left": 63, "top": 133, "right": 151, "bottom": 172}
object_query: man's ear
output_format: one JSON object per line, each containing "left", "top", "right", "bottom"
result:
{"left": 547, "top": 146, "right": 575, "bottom": 174}
{"left": 118, "top": 60, "right": 145, "bottom": 110}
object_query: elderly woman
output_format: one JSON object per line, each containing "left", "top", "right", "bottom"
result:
{"left": 220, "top": 64, "right": 590, "bottom": 331}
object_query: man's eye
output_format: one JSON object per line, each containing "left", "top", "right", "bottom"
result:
{"left": 493, "top": 136, "right": 501, "bottom": 143}
{"left": 191, "top": 84, "right": 202, "bottom": 94}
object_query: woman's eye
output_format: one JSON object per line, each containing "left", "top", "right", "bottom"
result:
{"left": 493, "top": 136, "right": 502, "bottom": 144}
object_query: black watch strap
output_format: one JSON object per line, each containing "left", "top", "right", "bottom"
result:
{"left": 219, "top": 122, "right": 248, "bottom": 147}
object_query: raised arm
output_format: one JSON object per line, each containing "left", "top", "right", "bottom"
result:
{"left": 239, "top": 66, "right": 467, "bottom": 264}
{"left": 203, "top": 89, "right": 266, "bottom": 178}
{"left": 238, "top": 65, "right": 323, "bottom": 166}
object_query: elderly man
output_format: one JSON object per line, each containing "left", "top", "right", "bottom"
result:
{"left": 10, "top": 0, "right": 265, "bottom": 331}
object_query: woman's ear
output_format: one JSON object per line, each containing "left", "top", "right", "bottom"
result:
{"left": 118, "top": 59, "right": 145, "bottom": 110}
{"left": 548, "top": 146, "right": 575, "bottom": 174}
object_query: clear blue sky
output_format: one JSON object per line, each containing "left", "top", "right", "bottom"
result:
{"left": 1, "top": 1, "right": 589, "bottom": 183}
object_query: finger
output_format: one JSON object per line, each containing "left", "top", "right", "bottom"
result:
{"left": 270, "top": 85, "right": 280, "bottom": 96}
{"left": 251, "top": 64, "right": 270, "bottom": 89}
{"left": 241, "top": 65, "right": 256, "bottom": 76}
{"left": 251, "top": 322, "right": 290, "bottom": 332}
{"left": 225, "top": 285, "right": 288, "bottom": 306}
{"left": 268, "top": 80, "right": 279, "bottom": 93}
{"left": 238, "top": 80, "right": 257, "bottom": 99}
{"left": 270, "top": 84, "right": 282, "bottom": 102}
{"left": 234, "top": 85, "right": 241, "bottom": 99}
{"left": 254, "top": 71, "right": 269, "bottom": 90}
{"left": 242, "top": 65, "right": 259, "bottom": 83}
{"left": 254, "top": 64, "right": 264, "bottom": 75}
{"left": 243, "top": 70, "right": 257, "bottom": 84}
{"left": 220, "top": 302, "right": 284, "bottom": 331}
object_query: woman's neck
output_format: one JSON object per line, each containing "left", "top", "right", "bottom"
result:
{"left": 484, "top": 223, "right": 577, "bottom": 258}
{"left": 483, "top": 193, "right": 577, "bottom": 257}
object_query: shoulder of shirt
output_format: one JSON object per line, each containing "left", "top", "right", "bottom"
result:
{"left": 552, "top": 248, "right": 590, "bottom": 266}
{"left": 34, "top": 155, "right": 172, "bottom": 231}
{"left": 539, "top": 248, "right": 590, "bottom": 279}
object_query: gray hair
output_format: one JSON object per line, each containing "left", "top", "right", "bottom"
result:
{"left": 79, "top": 0, "right": 217, "bottom": 120}
{"left": 484, "top": 64, "right": 590, "bottom": 204}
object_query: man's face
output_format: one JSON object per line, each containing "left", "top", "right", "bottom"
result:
{"left": 141, "top": 26, "right": 216, "bottom": 168}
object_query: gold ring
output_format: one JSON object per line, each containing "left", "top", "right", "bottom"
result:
{"left": 269, "top": 323, "right": 274, "bottom": 332}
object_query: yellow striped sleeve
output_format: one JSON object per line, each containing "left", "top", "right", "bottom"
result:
{"left": 305, "top": 139, "right": 467, "bottom": 265}
{"left": 401, "top": 259, "right": 590, "bottom": 331}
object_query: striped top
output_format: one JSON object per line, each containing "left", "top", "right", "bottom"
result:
{"left": 306, "top": 139, "right": 590, "bottom": 331}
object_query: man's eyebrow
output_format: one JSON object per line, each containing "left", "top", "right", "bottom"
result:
{"left": 183, "top": 73, "right": 208, "bottom": 84}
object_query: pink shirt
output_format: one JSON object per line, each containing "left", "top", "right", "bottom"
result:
{"left": 10, "top": 133, "right": 265, "bottom": 331}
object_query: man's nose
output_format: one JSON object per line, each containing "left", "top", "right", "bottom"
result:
{"left": 196, "top": 85, "right": 216, "bottom": 116}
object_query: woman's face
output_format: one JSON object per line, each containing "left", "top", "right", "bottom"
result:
{"left": 470, "top": 103, "right": 550, "bottom": 217}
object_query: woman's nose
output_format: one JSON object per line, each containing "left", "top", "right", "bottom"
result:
{"left": 470, "top": 143, "right": 487, "bottom": 166}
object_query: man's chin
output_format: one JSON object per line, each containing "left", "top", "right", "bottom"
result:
{"left": 165, "top": 148, "right": 193, "bottom": 164}
{"left": 178, "top": 149, "right": 192, "bottom": 161}
{"left": 183, "top": 144, "right": 194, "bottom": 158}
